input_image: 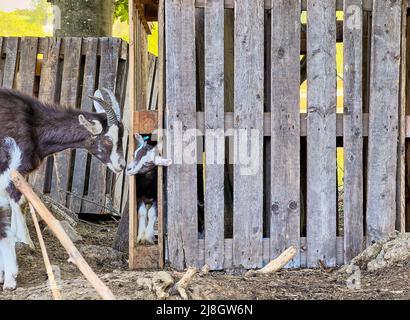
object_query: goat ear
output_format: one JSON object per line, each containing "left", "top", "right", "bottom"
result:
{"left": 134, "top": 133, "right": 145, "bottom": 147}
{"left": 154, "top": 156, "right": 172, "bottom": 167}
{"left": 79, "top": 115, "right": 103, "bottom": 135}
{"left": 91, "top": 89, "right": 106, "bottom": 114}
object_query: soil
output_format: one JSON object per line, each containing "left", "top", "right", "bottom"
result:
{"left": 1, "top": 212, "right": 410, "bottom": 300}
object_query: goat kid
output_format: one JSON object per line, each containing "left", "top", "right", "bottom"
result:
{"left": 126, "top": 134, "right": 171, "bottom": 245}
{"left": 0, "top": 88, "right": 126, "bottom": 290}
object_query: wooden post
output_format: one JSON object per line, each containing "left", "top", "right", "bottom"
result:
{"left": 157, "top": 0, "right": 165, "bottom": 269}
{"left": 270, "top": 0, "right": 301, "bottom": 268}
{"left": 306, "top": 0, "right": 337, "bottom": 268}
{"left": 165, "top": 0, "right": 199, "bottom": 269}
{"left": 128, "top": 0, "right": 138, "bottom": 270}
{"left": 397, "top": 0, "right": 408, "bottom": 232}
{"left": 343, "top": 0, "right": 364, "bottom": 262}
{"left": 11, "top": 171, "right": 116, "bottom": 300}
{"left": 232, "top": 0, "right": 264, "bottom": 269}
{"left": 366, "top": 0, "right": 402, "bottom": 244}
{"left": 204, "top": 0, "right": 225, "bottom": 270}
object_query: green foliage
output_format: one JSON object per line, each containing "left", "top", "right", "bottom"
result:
{"left": 114, "top": 0, "right": 129, "bottom": 23}
{"left": 0, "top": 0, "right": 52, "bottom": 37}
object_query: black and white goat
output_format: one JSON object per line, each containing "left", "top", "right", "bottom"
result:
{"left": 126, "top": 134, "right": 171, "bottom": 244}
{"left": 0, "top": 88, "right": 126, "bottom": 290}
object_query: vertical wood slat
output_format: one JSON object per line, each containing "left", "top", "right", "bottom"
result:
{"left": 2, "top": 37, "right": 19, "bottom": 89}
{"left": 366, "top": 0, "right": 402, "bottom": 244}
{"left": 16, "top": 37, "right": 39, "bottom": 95}
{"left": 0, "top": 38, "right": 3, "bottom": 86}
{"left": 406, "top": 15, "right": 410, "bottom": 232}
{"left": 84, "top": 38, "right": 121, "bottom": 213}
{"left": 157, "top": 0, "right": 166, "bottom": 269}
{"left": 306, "top": 0, "right": 337, "bottom": 268}
{"left": 343, "top": 0, "right": 364, "bottom": 262}
{"left": 165, "top": 0, "right": 199, "bottom": 269}
{"left": 112, "top": 58, "right": 130, "bottom": 213}
{"left": 233, "top": 0, "right": 264, "bottom": 269}
{"left": 204, "top": 0, "right": 225, "bottom": 270}
{"left": 69, "top": 38, "right": 99, "bottom": 213}
{"left": 128, "top": 1, "right": 138, "bottom": 269}
{"left": 397, "top": 0, "right": 407, "bottom": 233}
{"left": 30, "top": 38, "right": 62, "bottom": 192}
{"left": 270, "top": 0, "right": 301, "bottom": 268}
{"left": 50, "top": 37, "right": 82, "bottom": 207}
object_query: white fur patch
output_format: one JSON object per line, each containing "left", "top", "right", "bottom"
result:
{"left": 137, "top": 202, "right": 147, "bottom": 244}
{"left": 0, "top": 232, "right": 17, "bottom": 290}
{"left": 9, "top": 199, "right": 34, "bottom": 248}
{"left": 105, "top": 125, "right": 125, "bottom": 173}
{"left": 0, "top": 138, "right": 22, "bottom": 198}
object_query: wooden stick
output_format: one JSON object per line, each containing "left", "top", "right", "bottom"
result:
{"left": 170, "top": 267, "right": 198, "bottom": 300}
{"left": 11, "top": 171, "right": 116, "bottom": 300}
{"left": 29, "top": 203, "right": 62, "bottom": 300}
{"left": 246, "top": 246, "right": 297, "bottom": 276}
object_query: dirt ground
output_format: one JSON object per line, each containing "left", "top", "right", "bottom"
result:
{"left": 1, "top": 213, "right": 410, "bottom": 300}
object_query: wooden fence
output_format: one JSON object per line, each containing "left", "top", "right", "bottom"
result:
{"left": 0, "top": 37, "right": 129, "bottom": 215}
{"left": 160, "top": 0, "right": 407, "bottom": 270}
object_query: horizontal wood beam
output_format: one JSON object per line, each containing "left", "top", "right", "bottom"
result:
{"left": 35, "top": 37, "right": 128, "bottom": 61}
{"left": 134, "top": 110, "right": 158, "bottom": 134}
{"left": 137, "top": 111, "right": 410, "bottom": 138}
{"left": 196, "top": 112, "right": 368, "bottom": 137}
{"left": 198, "top": 237, "right": 345, "bottom": 269}
{"left": 195, "top": 0, "right": 410, "bottom": 11}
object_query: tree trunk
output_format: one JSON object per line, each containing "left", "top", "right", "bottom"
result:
{"left": 112, "top": 198, "right": 129, "bottom": 253}
{"left": 50, "top": 0, "right": 114, "bottom": 37}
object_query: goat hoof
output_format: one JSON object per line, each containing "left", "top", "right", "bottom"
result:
{"left": 3, "top": 279, "right": 17, "bottom": 291}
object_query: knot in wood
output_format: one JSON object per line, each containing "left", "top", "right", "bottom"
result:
{"left": 271, "top": 202, "right": 280, "bottom": 215}
{"left": 277, "top": 47, "right": 285, "bottom": 59}
{"left": 288, "top": 201, "right": 298, "bottom": 211}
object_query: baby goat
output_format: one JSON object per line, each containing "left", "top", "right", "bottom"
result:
{"left": 0, "top": 88, "right": 126, "bottom": 290}
{"left": 126, "top": 134, "right": 171, "bottom": 245}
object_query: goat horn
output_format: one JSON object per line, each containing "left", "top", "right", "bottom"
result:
{"left": 102, "top": 88, "right": 121, "bottom": 122}
{"left": 89, "top": 95, "right": 118, "bottom": 127}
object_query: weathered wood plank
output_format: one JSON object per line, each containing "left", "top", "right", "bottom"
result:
{"left": 165, "top": 0, "right": 199, "bottom": 269}
{"left": 270, "top": 0, "right": 301, "bottom": 268}
{"left": 306, "top": 0, "right": 337, "bottom": 268}
{"left": 397, "top": 0, "right": 407, "bottom": 233}
{"left": 50, "top": 37, "right": 82, "bottom": 207}
{"left": 30, "top": 38, "right": 62, "bottom": 192}
{"left": 157, "top": 0, "right": 165, "bottom": 269}
{"left": 69, "top": 38, "right": 99, "bottom": 213}
{"left": 366, "top": 0, "right": 402, "bottom": 244}
{"left": 128, "top": 2, "right": 138, "bottom": 269}
{"left": 233, "top": 0, "right": 264, "bottom": 269}
{"left": 343, "top": 0, "right": 364, "bottom": 262}
{"left": 406, "top": 15, "right": 410, "bottom": 232}
{"left": 84, "top": 37, "right": 121, "bottom": 213}
{"left": 198, "top": 237, "right": 345, "bottom": 270}
{"left": 204, "top": 0, "right": 224, "bottom": 270}
{"left": 0, "top": 38, "right": 4, "bottom": 87}
{"left": 16, "top": 37, "right": 38, "bottom": 95}
{"left": 2, "top": 37, "right": 19, "bottom": 89}
{"left": 196, "top": 112, "right": 377, "bottom": 137}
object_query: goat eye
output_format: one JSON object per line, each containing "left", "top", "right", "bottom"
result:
{"left": 103, "top": 138, "right": 112, "bottom": 145}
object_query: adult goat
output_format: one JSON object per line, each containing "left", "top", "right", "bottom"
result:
{"left": 0, "top": 88, "right": 126, "bottom": 290}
